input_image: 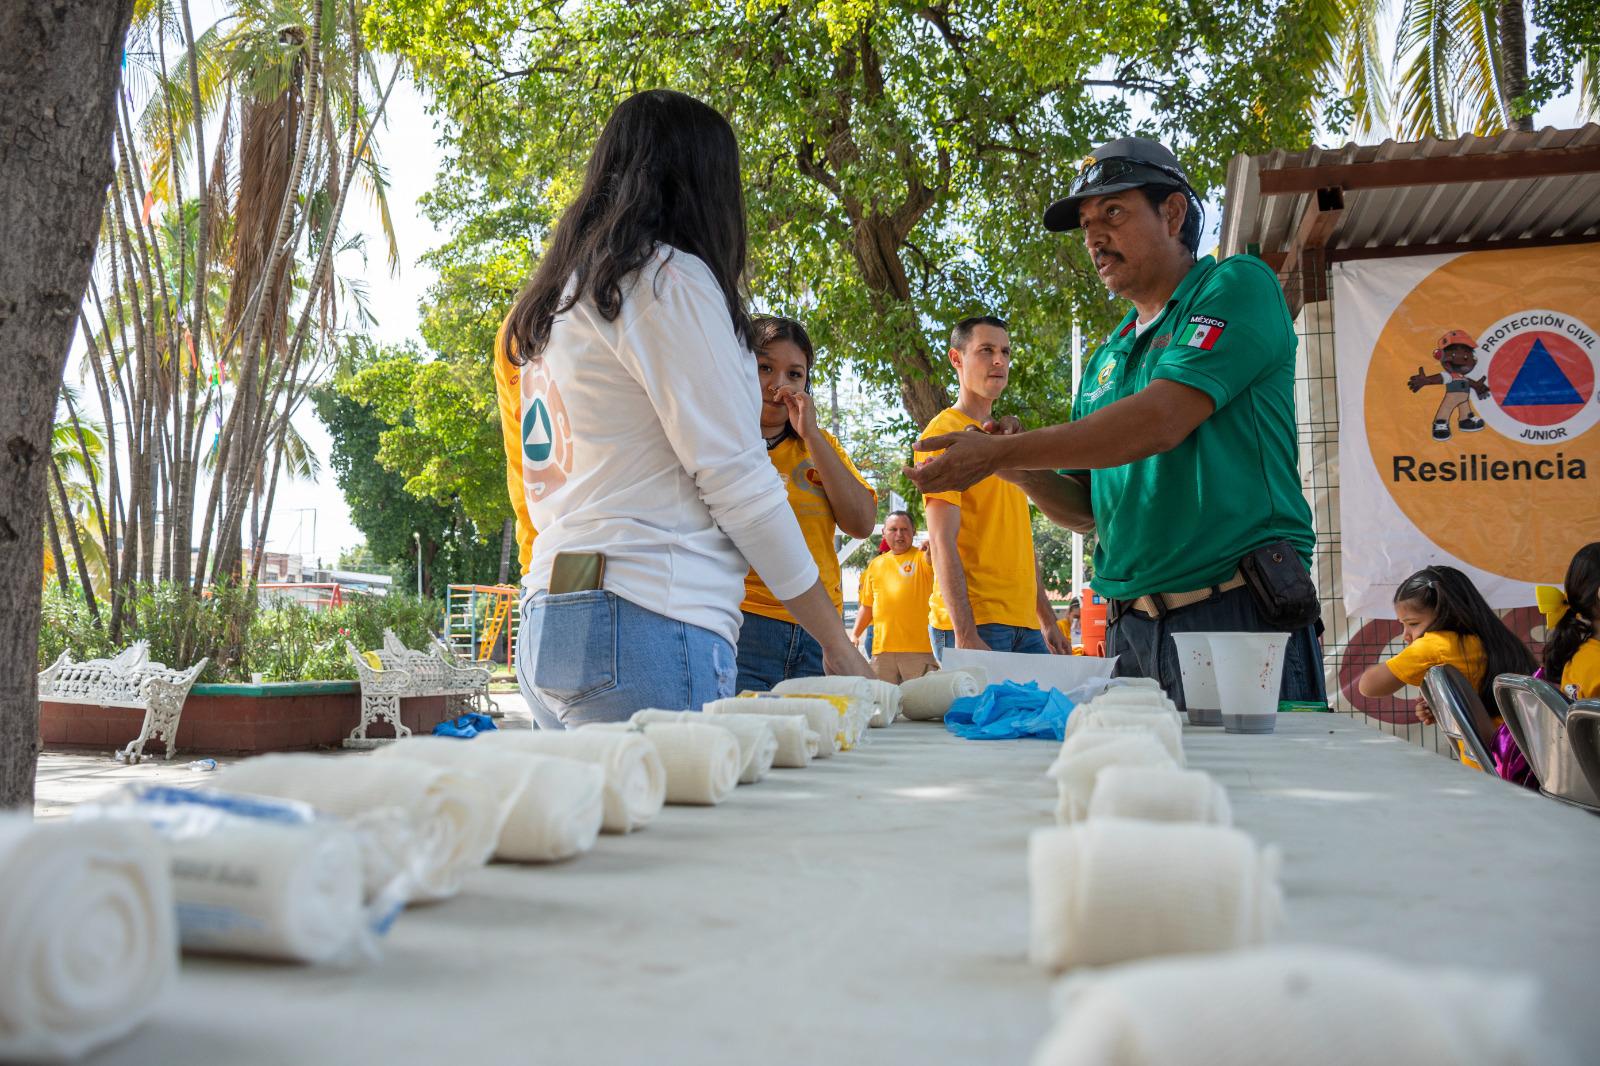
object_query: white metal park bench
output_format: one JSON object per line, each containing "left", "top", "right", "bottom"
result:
{"left": 380, "top": 628, "right": 492, "bottom": 715}
{"left": 38, "top": 640, "right": 209, "bottom": 764}
{"left": 344, "top": 633, "right": 491, "bottom": 749}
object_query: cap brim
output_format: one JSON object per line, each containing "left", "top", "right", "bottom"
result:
{"left": 1043, "top": 180, "right": 1157, "bottom": 231}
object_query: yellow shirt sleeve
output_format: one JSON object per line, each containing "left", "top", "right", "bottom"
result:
{"left": 859, "top": 562, "right": 875, "bottom": 610}
{"left": 494, "top": 317, "right": 537, "bottom": 576}
{"left": 1561, "top": 639, "right": 1600, "bottom": 702}
{"left": 1386, "top": 631, "right": 1452, "bottom": 687}
{"left": 913, "top": 408, "right": 969, "bottom": 508}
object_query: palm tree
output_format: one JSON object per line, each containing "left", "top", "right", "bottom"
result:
{"left": 1318, "top": 0, "right": 1596, "bottom": 139}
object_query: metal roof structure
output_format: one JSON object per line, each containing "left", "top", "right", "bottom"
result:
{"left": 1219, "top": 125, "right": 1600, "bottom": 312}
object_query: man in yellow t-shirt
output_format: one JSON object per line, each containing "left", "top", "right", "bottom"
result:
{"left": 852, "top": 511, "right": 938, "bottom": 683}
{"left": 914, "top": 316, "right": 1069, "bottom": 660}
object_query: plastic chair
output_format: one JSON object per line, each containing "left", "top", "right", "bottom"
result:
{"left": 1493, "top": 675, "right": 1600, "bottom": 812}
{"left": 1565, "top": 699, "right": 1600, "bottom": 805}
{"left": 1422, "top": 665, "right": 1497, "bottom": 774}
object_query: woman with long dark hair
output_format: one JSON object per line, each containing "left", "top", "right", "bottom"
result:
{"left": 497, "top": 90, "right": 872, "bottom": 729}
{"left": 1541, "top": 542, "right": 1600, "bottom": 702}
{"left": 736, "top": 315, "right": 878, "bottom": 691}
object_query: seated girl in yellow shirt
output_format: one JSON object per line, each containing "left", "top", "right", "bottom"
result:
{"left": 1358, "top": 565, "right": 1536, "bottom": 768}
{"left": 735, "top": 316, "right": 878, "bottom": 691}
{"left": 1541, "top": 541, "right": 1600, "bottom": 703}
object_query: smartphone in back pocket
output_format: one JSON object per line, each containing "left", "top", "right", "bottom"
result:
{"left": 549, "top": 551, "right": 606, "bottom": 595}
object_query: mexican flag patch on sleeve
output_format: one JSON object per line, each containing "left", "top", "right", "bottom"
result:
{"left": 1177, "top": 315, "right": 1226, "bottom": 351}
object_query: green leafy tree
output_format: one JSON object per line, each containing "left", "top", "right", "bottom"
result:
{"left": 313, "top": 358, "right": 501, "bottom": 593}
{"left": 368, "top": 0, "right": 1334, "bottom": 428}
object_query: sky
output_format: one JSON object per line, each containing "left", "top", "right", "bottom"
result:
{"left": 239, "top": 31, "right": 1589, "bottom": 568}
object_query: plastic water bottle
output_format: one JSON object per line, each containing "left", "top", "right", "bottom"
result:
{"left": 188, "top": 758, "right": 218, "bottom": 772}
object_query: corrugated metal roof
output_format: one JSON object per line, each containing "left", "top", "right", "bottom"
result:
{"left": 1220, "top": 125, "right": 1600, "bottom": 261}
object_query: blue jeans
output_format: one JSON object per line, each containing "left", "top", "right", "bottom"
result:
{"left": 735, "top": 611, "right": 825, "bottom": 692}
{"left": 516, "top": 590, "right": 736, "bottom": 730}
{"left": 929, "top": 623, "right": 1048, "bottom": 662}
{"left": 1105, "top": 584, "right": 1325, "bottom": 715}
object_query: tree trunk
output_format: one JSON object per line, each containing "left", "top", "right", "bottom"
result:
{"left": 849, "top": 217, "right": 949, "bottom": 426}
{"left": 1498, "top": 0, "right": 1533, "bottom": 131}
{"left": 497, "top": 517, "right": 516, "bottom": 585}
{"left": 0, "top": 0, "right": 136, "bottom": 810}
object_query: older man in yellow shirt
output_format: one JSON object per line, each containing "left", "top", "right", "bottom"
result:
{"left": 853, "top": 512, "right": 939, "bottom": 683}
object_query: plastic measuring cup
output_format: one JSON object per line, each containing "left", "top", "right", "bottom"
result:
{"left": 1204, "top": 632, "right": 1289, "bottom": 734}
{"left": 1171, "top": 632, "right": 1222, "bottom": 726}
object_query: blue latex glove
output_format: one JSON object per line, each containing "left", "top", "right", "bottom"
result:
{"left": 432, "top": 712, "right": 498, "bottom": 739}
{"left": 945, "top": 681, "right": 1075, "bottom": 741}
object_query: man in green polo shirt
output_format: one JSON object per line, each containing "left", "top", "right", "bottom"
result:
{"left": 907, "top": 136, "right": 1324, "bottom": 710}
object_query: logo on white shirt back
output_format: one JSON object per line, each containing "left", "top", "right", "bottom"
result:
{"left": 520, "top": 359, "right": 574, "bottom": 499}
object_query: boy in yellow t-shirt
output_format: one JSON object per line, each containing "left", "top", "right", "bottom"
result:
{"left": 913, "top": 316, "right": 1068, "bottom": 661}
{"left": 737, "top": 317, "right": 878, "bottom": 691}
{"left": 852, "top": 512, "right": 937, "bottom": 683}
{"left": 1358, "top": 565, "right": 1536, "bottom": 769}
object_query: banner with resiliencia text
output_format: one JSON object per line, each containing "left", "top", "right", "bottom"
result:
{"left": 1332, "top": 244, "right": 1600, "bottom": 619}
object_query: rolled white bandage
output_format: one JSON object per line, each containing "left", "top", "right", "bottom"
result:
{"left": 586, "top": 722, "right": 742, "bottom": 805}
{"left": 1071, "top": 709, "right": 1185, "bottom": 766}
{"left": 213, "top": 753, "right": 500, "bottom": 901}
{"left": 694, "top": 707, "right": 815, "bottom": 767}
{"left": 709, "top": 697, "right": 839, "bottom": 757}
{"left": 900, "top": 670, "right": 981, "bottom": 720}
{"left": 1104, "top": 676, "right": 1163, "bottom": 691}
{"left": 1088, "top": 689, "right": 1180, "bottom": 715}
{"left": 0, "top": 816, "right": 175, "bottom": 1062}
{"left": 1032, "top": 947, "right": 1557, "bottom": 1066}
{"left": 632, "top": 710, "right": 778, "bottom": 784}
{"left": 1047, "top": 730, "right": 1175, "bottom": 824}
{"left": 478, "top": 729, "right": 665, "bottom": 834}
{"left": 766, "top": 687, "right": 869, "bottom": 748}
{"left": 373, "top": 736, "right": 605, "bottom": 862}
{"left": 1028, "top": 819, "right": 1282, "bottom": 971}
{"left": 773, "top": 676, "right": 902, "bottom": 728}
{"left": 1085, "top": 766, "right": 1231, "bottom": 825}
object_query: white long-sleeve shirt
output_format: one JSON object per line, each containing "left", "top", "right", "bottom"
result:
{"left": 516, "top": 244, "right": 819, "bottom": 648}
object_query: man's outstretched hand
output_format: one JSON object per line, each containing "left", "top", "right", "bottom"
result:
{"left": 905, "top": 426, "right": 1011, "bottom": 493}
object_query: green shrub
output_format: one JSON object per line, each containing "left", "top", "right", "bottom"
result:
{"left": 38, "top": 583, "right": 444, "bottom": 683}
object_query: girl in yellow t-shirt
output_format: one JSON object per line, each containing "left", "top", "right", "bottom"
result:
{"left": 735, "top": 316, "right": 878, "bottom": 691}
{"left": 1540, "top": 542, "right": 1600, "bottom": 703}
{"left": 1358, "top": 565, "right": 1536, "bottom": 767}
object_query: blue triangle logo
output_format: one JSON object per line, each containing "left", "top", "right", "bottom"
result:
{"left": 1502, "top": 339, "right": 1583, "bottom": 406}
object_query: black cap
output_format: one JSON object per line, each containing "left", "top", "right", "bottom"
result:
{"left": 1043, "top": 137, "right": 1195, "bottom": 232}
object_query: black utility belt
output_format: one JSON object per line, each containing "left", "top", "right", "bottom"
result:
{"left": 1110, "top": 541, "right": 1319, "bottom": 632}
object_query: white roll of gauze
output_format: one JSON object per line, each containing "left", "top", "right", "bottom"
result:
{"left": 773, "top": 676, "right": 902, "bottom": 728}
{"left": 899, "top": 670, "right": 982, "bottom": 720}
{"left": 477, "top": 729, "right": 666, "bottom": 834}
{"left": 765, "top": 686, "right": 869, "bottom": 747}
{"left": 707, "top": 698, "right": 838, "bottom": 757}
{"left": 1032, "top": 947, "right": 1561, "bottom": 1066}
{"left": 1088, "top": 689, "right": 1180, "bottom": 715}
{"left": 1085, "top": 766, "right": 1232, "bottom": 826}
{"left": 1027, "top": 819, "right": 1282, "bottom": 972}
{"left": 632, "top": 710, "right": 779, "bottom": 784}
{"left": 1072, "top": 709, "right": 1185, "bottom": 766}
{"left": 372, "top": 736, "right": 605, "bottom": 862}
{"left": 949, "top": 665, "right": 989, "bottom": 689}
{"left": 1047, "top": 730, "right": 1175, "bottom": 824}
{"left": 586, "top": 722, "right": 742, "bottom": 805}
{"left": 690, "top": 709, "right": 814, "bottom": 768}
{"left": 212, "top": 754, "right": 499, "bottom": 901}
{"left": 0, "top": 816, "right": 175, "bottom": 1062}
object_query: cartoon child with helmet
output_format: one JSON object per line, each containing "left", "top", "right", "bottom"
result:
{"left": 1407, "top": 329, "right": 1492, "bottom": 441}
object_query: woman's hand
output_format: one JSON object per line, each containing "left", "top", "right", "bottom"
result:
{"left": 1415, "top": 698, "right": 1436, "bottom": 725}
{"left": 777, "top": 385, "right": 820, "bottom": 442}
{"left": 823, "top": 639, "right": 875, "bottom": 679}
